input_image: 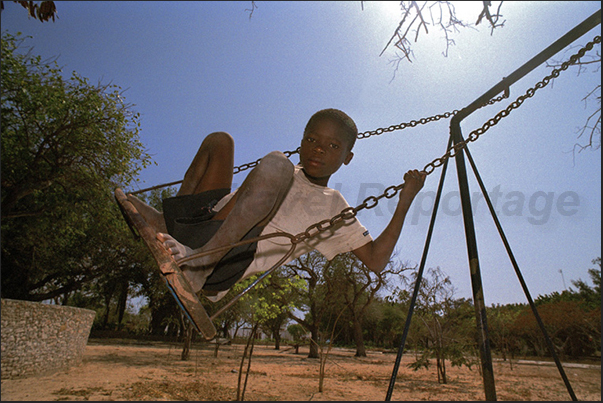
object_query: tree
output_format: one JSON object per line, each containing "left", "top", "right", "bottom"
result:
{"left": 224, "top": 271, "right": 304, "bottom": 400}
{"left": 287, "top": 323, "right": 307, "bottom": 354}
{"left": 1, "top": 31, "right": 152, "bottom": 301}
{"left": 486, "top": 303, "right": 523, "bottom": 363}
{"left": 323, "top": 252, "right": 410, "bottom": 357}
{"left": 0, "top": 1, "right": 57, "bottom": 22}
{"left": 402, "top": 267, "right": 477, "bottom": 384}
{"left": 512, "top": 298, "right": 598, "bottom": 358}
{"left": 258, "top": 270, "right": 305, "bottom": 350}
{"left": 201, "top": 267, "right": 304, "bottom": 350}
{"left": 283, "top": 251, "right": 333, "bottom": 359}
{"left": 571, "top": 257, "right": 601, "bottom": 310}
{"left": 512, "top": 257, "right": 602, "bottom": 358}
{"left": 371, "top": 296, "right": 412, "bottom": 349}
{"left": 547, "top": 49, "right": 601, "bottom": 153}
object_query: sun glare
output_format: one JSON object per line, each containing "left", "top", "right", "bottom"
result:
{"left": 448, "top": 1, "right": 487, "bottom": 22}
{"left": 365, "top": 1, "right": 403, "bottom": 27}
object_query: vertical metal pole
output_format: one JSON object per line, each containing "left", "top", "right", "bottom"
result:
{"left": 463, "top": 146, "right": 578, "bottom": 400}
{"left": 451, "top": 120, "right": 497, "bottom": 401}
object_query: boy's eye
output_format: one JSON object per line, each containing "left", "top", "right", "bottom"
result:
{"left": 330, "top": 143, "right": 339, "bottom": 149}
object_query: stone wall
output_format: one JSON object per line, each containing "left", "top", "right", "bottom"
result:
{"left": 1, "top": 298, "right": 96, "bottom": 379}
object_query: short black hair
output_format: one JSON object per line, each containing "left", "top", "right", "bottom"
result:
{"left": 304, "top": 108, "right": 358, "bottom": 151}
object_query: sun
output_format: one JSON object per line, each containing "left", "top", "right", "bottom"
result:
{"left": 447, "top": 1, "right": 487, "bottom": 22}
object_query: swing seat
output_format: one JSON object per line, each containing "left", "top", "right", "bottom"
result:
{"left": 114, "top": 188, "right": 217, "bottom": 340}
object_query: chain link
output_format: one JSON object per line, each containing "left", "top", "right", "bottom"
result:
{"left": 291, "top": 35, "right": 600, "bottom": 245}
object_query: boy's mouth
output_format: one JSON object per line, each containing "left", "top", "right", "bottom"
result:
{"left": 306, "top": 158, "right": 323, "bottom": 167}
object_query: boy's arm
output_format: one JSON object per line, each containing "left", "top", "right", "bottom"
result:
{"left": 352, "top": 169, "right": 426, "bottom": 273}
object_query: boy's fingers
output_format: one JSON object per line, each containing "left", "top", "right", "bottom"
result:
{"left": 405, "top": 169, "right": 423, "bottom": 180}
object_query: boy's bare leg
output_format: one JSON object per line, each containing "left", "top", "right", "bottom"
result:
{"left": 177, "top": 131, "right": 234, "bottom": 196}
{"left": 126, "top": 132, "right": 235, "bottom": 233}
{"left": 158, "top": 151, "right": 294, "bottom": 292}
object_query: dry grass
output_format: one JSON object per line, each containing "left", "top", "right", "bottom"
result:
{"left": 2, "top": 339, "right": 600, "bottom": 401}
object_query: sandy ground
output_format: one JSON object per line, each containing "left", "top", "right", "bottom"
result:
{"left": 1, "top": 338, "right": 600, "bottom": 401}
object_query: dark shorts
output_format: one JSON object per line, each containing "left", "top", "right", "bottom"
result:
{"left": 162, "top": 189, "right": 263, "bottom": 292}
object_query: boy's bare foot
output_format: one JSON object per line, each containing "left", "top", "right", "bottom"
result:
{"left": 157, "top": 232, "right": 216, "bottom": 293}
{"left": 127, "top": 194, "right": 168, "bottom": 234}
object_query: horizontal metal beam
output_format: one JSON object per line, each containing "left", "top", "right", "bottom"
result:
{"left": 453, "top": 9, "right": 601, "bottom": 123}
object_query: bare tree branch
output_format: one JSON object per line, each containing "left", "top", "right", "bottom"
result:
{"left": 476, "top": 0, "right": 505, "bottom": 34}
{"left": 245, "top": 1, "right": 257, "bottom": 20}
{"left": 380, "top": 1, "right": 504, "bottom": 65}
{"left": 547, "top": 46, "right": 601, "bottom": 154}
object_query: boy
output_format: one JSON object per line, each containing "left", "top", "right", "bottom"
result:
{"left": 127, "top": 109, "right": 426, "bottom": 302}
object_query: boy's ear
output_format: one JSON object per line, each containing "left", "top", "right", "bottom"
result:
{"left": 344, "top": 151, "right": 354, "bottom": 165}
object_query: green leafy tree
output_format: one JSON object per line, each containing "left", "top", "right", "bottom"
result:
{"left": 486, "top": 303, "right": 523, "bottom": 363}
{"left": 571, "top": 257, "right": 601, "bottom": 310}
{"left": 242, "top": 272, "right": 305, "bottom": 334}
{"left": 372, "top": 296, "right": 412, "bottom": 349}
{"left": 1, "top": 31, "right": 151, "bottom": 301}
{"left": 202, "top": 268, "right": 304, "bottom": 343}
{"left": 208, "top": 285, "right": 254, "bottom": 341}
{"left": 0, "top": 1, "right": 57, "bottom": 23}
{"left": 225, "top": 271, "right": 305, "bottom": 400}
{"left": 283, "top": 251, "right": 334, "bottom": 359}
{"left": 511, "top": 258, "right": 601, "bottom": 358}
{"left": 403, "top": 267, "right": 477, "bottom": 384}
{"left": 323, "top": 252, "right": 410, "bottom": 357}
{"left": 257, "top": 270, "right": 305, "bottom": 349}
{"left": 287, "top": 323, "right": 307, "bottom": 354}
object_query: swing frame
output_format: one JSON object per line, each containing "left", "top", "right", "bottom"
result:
{"left": 115, "top": 9, "right": 600, "bottom": 401}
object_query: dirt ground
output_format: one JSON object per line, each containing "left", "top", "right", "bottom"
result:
{"left": 1, "top": 338, "right": 600, "bottom": 401}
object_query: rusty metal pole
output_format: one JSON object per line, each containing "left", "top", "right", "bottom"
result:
{"left": 450, "top": 120, "right": 497, "bottom": 401}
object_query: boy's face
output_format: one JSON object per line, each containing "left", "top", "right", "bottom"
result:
{"left": 299, "top": 118, "right": 354, "bottom": 186}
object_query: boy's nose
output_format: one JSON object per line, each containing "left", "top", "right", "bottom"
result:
{"left": 313, "top": 144, "right": 325, "bottom": 154}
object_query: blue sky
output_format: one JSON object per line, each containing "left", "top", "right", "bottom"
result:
{"left": 2, "top": 1, "right": 601, "bottom": 305}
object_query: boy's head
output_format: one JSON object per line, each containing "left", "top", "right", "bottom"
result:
{"left": 303, "top": 108, "right": 358, "bottom": 152}
{"left": 299, "top": 108, "right": 358, "bottom": 186}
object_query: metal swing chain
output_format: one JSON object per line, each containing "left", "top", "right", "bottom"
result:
{"left": 232, "top": 90, "right": 512, "bottom": 175}
{"left": 357, "top": 91, "right": 509, "bottom": 141}
{"left": 291, "top": 35, "right": 601, "bottom": 246}
{"left": 231, "top": 110, "right": 461, "bottom": 175}
{"left": 133, "top": 83, "right": 507, "bottom": 192}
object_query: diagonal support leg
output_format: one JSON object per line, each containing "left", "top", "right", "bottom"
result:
{"left": 463, "top": 147, "right": 578, "bottom": 401}
{"left": 386, "top": 136, "right": 453, "bottom": 401}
